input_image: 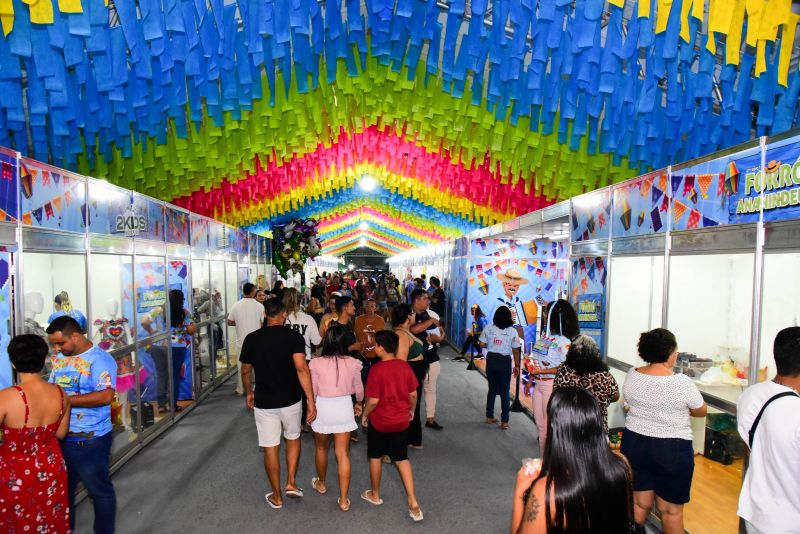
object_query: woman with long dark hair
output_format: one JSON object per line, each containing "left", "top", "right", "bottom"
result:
{"left": 554, "top": 334, "right": 619, "bottom": 435}
{"left": 511, "top": 387, "right": 633, "bottom": 533}
{"left": 169, "top": 289, "right": 196, "bottom": 412}
{"left": 308, "top": 323, "right": 364, "bottom": 511}
{"left": 528, "top": 299, "right": 580, "bottom": 451}
{"left": 459, "top": 304, "right": 488, "bottom": 361}
{"left": 392, "top": 303, "right": 427, "bottom": 448}
{"left": 478, "top": 306, "right": 521, "bottom": 429}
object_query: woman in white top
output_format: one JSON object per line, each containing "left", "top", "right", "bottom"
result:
{"left": 621, "top": 328, "right": 707, "bottom": 534}
{"left": 478, "top": 306, "right": 521, "bottom": 430}
{"left": 527, "top": 300, "right": 579, "bottom": 450}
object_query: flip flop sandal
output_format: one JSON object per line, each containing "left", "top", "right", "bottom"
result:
{"left": 285, "top": 487, "right": 304, "bottom": 498}
{"left": 337, "top": 497, "right": 351, "bottom": 512}
{"left": 485, "top": 417, "right": 498, "bottom": 424}
{"left": 360, "top": 490, "right": 383, "bottom": 506}
{"left": 409, "top": 507, "right": 424, "bottom": 522}
{"left": 311, "top": 477, "right": 327, "bottom": 495}
{"left": 500, "top": 423, "right": 509, "bottom": 430}
{"left": 264, "top": 493, "right": 282, "bottom": 509}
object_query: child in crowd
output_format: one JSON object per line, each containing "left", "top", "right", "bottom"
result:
{"left": 360, "top": 330, "right": 423, "bottom": 522}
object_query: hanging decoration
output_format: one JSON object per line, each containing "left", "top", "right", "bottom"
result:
{"left": 0, "top": 0, "right": 798, "bottom": 254}
{"left": 271, "top": 218, "right": 320, "bottom": 278}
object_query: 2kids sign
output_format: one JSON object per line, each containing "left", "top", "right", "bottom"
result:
{"left": 731, "top": 140, "right": 800, "bottom": 223}
{"left": 114, "top": 204, "right": 148, "bottom": 237}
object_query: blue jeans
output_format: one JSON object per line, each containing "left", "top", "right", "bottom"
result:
{"left": 172, "top": 346, "right": 187, "bottom": 405}
{"left": 61, "top": 431, "right": 116, "bottom": 533}
{"left": 485, "top": 352, "right": 512, "bottom": 423}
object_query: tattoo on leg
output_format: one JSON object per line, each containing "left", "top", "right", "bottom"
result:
{"left": 523, "top": 493, "right": 540, "bottom": 523}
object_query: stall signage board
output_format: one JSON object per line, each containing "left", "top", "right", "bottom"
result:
{"left": 115, "top": 204, "right": 147, "bottom": 237}
{"left": 576, "top": 293, "right": 605, "bottom": 352}
{"left": 731, "top": 139, "right": 800, "bottom": 223}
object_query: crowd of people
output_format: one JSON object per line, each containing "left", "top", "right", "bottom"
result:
{"left": 1, "top": 268, "right": 798, "bottom": 534}
{"left": 232, "top": 270, "right": 449, "bottom": 523}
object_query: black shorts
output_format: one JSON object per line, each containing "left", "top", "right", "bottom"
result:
{"left": 620, "top": 429, "right": 695, "bottom": 504}
{"left": 367, "top": 425, "right": 409, "bottom": 462}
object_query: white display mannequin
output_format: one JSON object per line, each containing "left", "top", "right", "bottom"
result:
{"left": 24, "top": 291, "right": 44, "bottom": 320}
{"left": 23, "top": 292, "right": 47, "bottom": 339}
{"left": 23, "top": 292, "right": 50, "bottom": 375}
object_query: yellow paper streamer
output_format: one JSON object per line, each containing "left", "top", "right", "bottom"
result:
{"left": 609, "top": 0, "right": 625, "bottom": 7}
{"left": 745, "top": 0, "right": 765, "bottom": 47}
{"left": 679, "top": 0, "right": 694, "bottom": 42}
{"left": 23, "top": 0, "right": 54, "bottom": 24}
{"left": 655, "top": 0, "right": 671, "bottom": 32}
{"left": 725, "top": 0, "right": 747, "bottom": 66}
{"left": 709, "top": 0, "right": 734, "bottom": 35}
{"left": 777, "top": 12, "right": 799, "bottom": 86}
{"left": 0, "top": 0, "right": 13, "bottom": 36}
{"left": 755, "top": 39, "right": 767, "bottom": 77}
{"left": 57, "top": 0, "right": 81, "bottom": 13}
{"left": 691, "top": 0, "right": 703, "bottom": 20}
{"left": 639, "top": 0, "right": 651, "bottom": 19}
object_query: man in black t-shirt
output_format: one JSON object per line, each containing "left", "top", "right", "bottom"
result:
{"left": 311, "top": 277, "right": 325, "bottom": 304}
{"left": 429, "top": 276, "right": 446, "bottom": 318}
{"left": 240, "top": 299, "right": 316, "bottom": 509}
{"left": 410, "top": 289, "right": 445, "bottom": 431}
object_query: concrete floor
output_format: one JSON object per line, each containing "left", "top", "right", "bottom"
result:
{"left": 76, "top": 346, "right": 541, "bottom": 534}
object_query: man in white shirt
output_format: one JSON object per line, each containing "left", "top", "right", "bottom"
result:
{"left": 737, "top": 326, "right": 800, "bottom": 534}
{"left": 227, "top": 282, "right": 265, "bottom": 396}
{"left": 282, "top": 288, "right": 321, "bottom": 361}
{"left": 283, "top": 287, "right": 321, "bottom": 432}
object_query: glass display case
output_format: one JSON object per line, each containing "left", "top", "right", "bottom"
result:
{"left": 23, "top": 252, "right": 88, "bottom": 332}
{"left": 224, "top": 260, "right": 239, "bottom": 369}
{"left": 190, "top": 259, "right": 212, "bottom": 390}
{"left": 607, "top": 255, "right": 664, "bottom": 367}
{"left": 110, "top": 349, "right": 139, "bottom": 455}
{"left": 0, "top": 249, "right": 14, "bottom": 389}
{"left": 758, "top": 251, "right": 800, "bottom": 380}
{"left": 134, "top": 256, "right": 168, "bottom": 339}
{"left": 135, "top": 338, "right": 174, "bottom": 426}
{"left": 90, "top": 254, "right": 134, "bottom": 348}
{"left": 209, "top": 260, "right": 226, "bottom": 375}
{"left": 667, "top": 253, "right": 754, "bottom": 406}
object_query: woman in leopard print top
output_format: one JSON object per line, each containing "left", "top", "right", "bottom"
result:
{"left": 554, "top": 334, "right": 619, "bottom": 435}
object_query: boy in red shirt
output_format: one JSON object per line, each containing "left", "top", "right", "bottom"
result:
{"left": 360, "top": 330, "right": 423, "bottom": 522}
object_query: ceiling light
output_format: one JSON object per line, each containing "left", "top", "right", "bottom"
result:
{"left": 359, "top": 221, "right": 368, "bottom": 230}
{"left": 359, "top": 174, "right": 377, "bottom": 192}
{"left": 515, "top": 238, "right": 531, "bottom": 245}
{"left": 348, "top": 264, "right": 355, "bottom": 270}
{"left": 360, "top": 238, "right": 367, "bottom": 246}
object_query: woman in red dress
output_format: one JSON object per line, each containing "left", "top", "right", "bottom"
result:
{"left": 0, "top": 334, "right": 71, "bottom": 533}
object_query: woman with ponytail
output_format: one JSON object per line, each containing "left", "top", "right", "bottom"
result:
{"left": 528, "top": 299, "right": 579, "bottom": 452}
{"left": 48, "top": 291, "right": 87, "bottom": 332}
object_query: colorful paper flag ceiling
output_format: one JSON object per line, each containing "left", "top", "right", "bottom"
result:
{"left": 1, "top": 0, "right": 799, "bottom": 255}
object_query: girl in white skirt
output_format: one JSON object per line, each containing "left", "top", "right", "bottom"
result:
{"left": 308, "top": 323, "right": 364, "bottom": 511}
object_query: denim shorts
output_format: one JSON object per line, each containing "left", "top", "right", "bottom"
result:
{"left": 620, "top": 429, "right": 695, "bottom": 504}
